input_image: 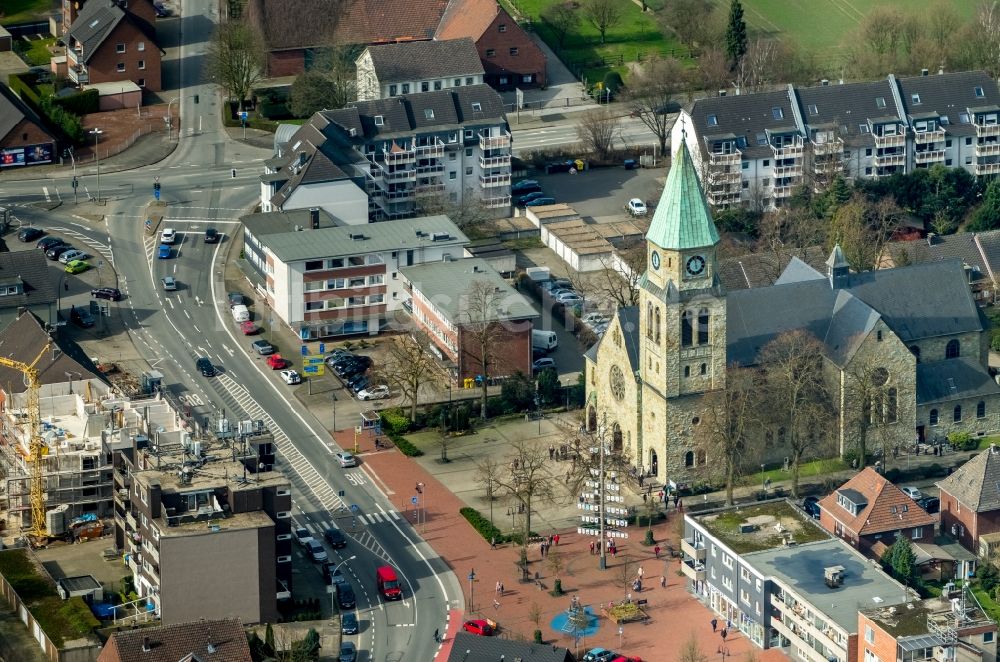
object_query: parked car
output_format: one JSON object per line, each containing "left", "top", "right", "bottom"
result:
{"left": 252, "top": 340, "right": 275, "bottom": 355}
{"left": 65, "top": 260, "right": 89, "bottom": 274}
{"left": 918, "top": 496, "right": 940, "bottom": 514}
{"left": 511, "top": 179, "right": 541, "bottom": 194}
{"left": 583, "top": 649, "right": 618, "bottom": 662}
{"left": 240, "top": 320, "right": 260, "bottom": 335}
{"left": 802, "top": 496, "right": 820, "bottom": 519}
{"left": 305, "top": 539, "right": 328, "bottom": 563}
{"left": 266, "top": 354, "right": 290, "bottom": 370}
{"left": 58, "top": 249, "right": 87, "bottom": 264}
{"left": 901, "top": 486, "right": 924, "bottom": 501}
{"left": 161, "top": 276, "right": 177, "bottom": 291}
{"left": 204, "top": 227, "right": 219, "bottom": 243}
{"left": 358, "top": 385, "right": 390, "bottom": 401}
{"left": 338, "top": 641, "right": 357, "bottom": 662}
{"left": 524, "top": 197, "right": 556, "bottom": 207}
{"left": 18, "top": 227, "right": 44, "bottom": 242}
{"left": 336, "top": 357, "right": 372, "bottom": 378}
{"left": 47, "top": 244, "right": 74, "bottom": 260}
{"left": 227, "top": 292, "right": 245, "bottom": 307}
{"left": 160, "top": 228, "right": 177, "bottom": 244}
{"left": 348, "top": 373, "right": 369, "bottom": 392}
{"left": 157, "top": 244, "right": 171, "bottom": 259}
{"left": 626, "top": 198, "right": 647, "bottom": 216}
{"left": 91, "top": 287, "right": 122, "bottom": 301}
{"left": 335, "top": 452, "right": 358, "bottom": 468}
{"left": 556, "top": 293, "right": 584, "bottom": 306}
{"left": 37, "top": 237, "right": 65, "bottom": 250}
{"left": 545, "top": 160, "right": 576, "bottom": 174}
{"left": 196, "top": 357, "right": 216, "bottom": 377}
{"left": 154, "top": 1, "right": 170, "bottom": 16}
{"left": 623, "top": 159, "right": 639, "bottom": 170}
{"left": 323, "top": 562, "right": 347, "bottom": 585}
{"left": 516, "top": 191, "right": 547, "bottom": 206}
{"left": 280, "top": 369, "right": 301, "bottom": 385}
{"left": 335, "top": 583, "right": 356, "bottom": 609}
{"left": 583, "top": 313, "right": 610, "bottom": 326}
{"left": 324, "top": 528, "right": 347, "bottom": 548}
{"left": 532, "top": 358, "right": 556, "bottom": 374}
{"left": 463, "top": 619, "right": 495, "bottom": 636}
{"left": 70, "top": 306, "right": 95, "bottom": 327}
{"left": 293, "top": 527, "right": 313, "bottom": 546}
{"left": 341, "top": 612, "right": 358, "bottom": 635}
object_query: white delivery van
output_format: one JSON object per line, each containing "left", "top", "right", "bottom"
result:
{"left": 231, "top": 304, "right": 250, "bottom": 323}
{"left": 532, "top": 330, "right": 558, "bottom": 352}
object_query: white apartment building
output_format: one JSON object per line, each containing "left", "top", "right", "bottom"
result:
{"left": 355, "top": 38, "right": 485, "bottom": 101}
{"left": 243, "top": 213, "right": 470, "bottom": 339}
{"left": 672, "top": 70, "right": 1000, "bottom": 210}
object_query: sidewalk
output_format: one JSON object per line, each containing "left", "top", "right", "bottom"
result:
{"left": 0, "top": 132, "right": 176, "bottom": 182}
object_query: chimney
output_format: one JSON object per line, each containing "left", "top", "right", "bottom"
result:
{"left": 939, "top": 66, "right": 945, "bottom": 75}
{"left": 821, "top": 79, "right": 829, "bottom": 86}
{"left": 921, "top": 68, "right": 929, "bottom": 76}
{"left": 718, "top": 89, "right": 726, "bottom": 97}
{"left": 309, "top": 207, "right": 319, "bottom": 229}
{"left": 838, "top": 78, "right": 844, "bottom": 85}
{"left": 142, "top": 637, "right": 151, "bottom": 652}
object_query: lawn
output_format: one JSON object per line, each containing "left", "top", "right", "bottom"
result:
{"left": 19, "top": 36, "right": 56, "bottom": 67}
{"left": 741, "top": 457, "right": 849, "bottom": 488}
{"left": 699, "top": 501, "right": 829, "bottom": 554}
{"left": 0, "top": 0, "right": 52, "bottom": 25}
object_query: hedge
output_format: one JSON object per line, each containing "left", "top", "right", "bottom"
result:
{"left": 459, "top": 507, "right": 506, "bottom": 543}
{"left": 53, "top": 89, "right": 99, "bottom": 115}
{"left": 386, "top": 430, "right": 423, "bottom": 457}
{"left": 8, "top": 73, "right": 42, "bottom": 113}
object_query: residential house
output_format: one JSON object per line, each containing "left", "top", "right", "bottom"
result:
{"left": 672, "top": 70, "right": 1000, "bottom": 210}
{"left": 858, "top": 589, "right": 997, "bottom": 662}
{"left": 111, "top": 424, "right": 289, "bottom": 625}
{"left": 884, "top": 230, "right": 1000, "bottom": 304}
{"left": 243, "top": 213, "right": 469, "bottom": 339}
{"left": 0, "top": 83, "right": 57, "bottom": 169}
{"left": 400, "top": 257, "right": 536, "bottom": 380}
{"left": 681, "top": 501, "right": 912, "bottom": 660}
{"left": 817, "top": 468, "right": 936, "bottom": 557}
{"left": 97, "top": 617, "right": 253, "bottom": 662}
{"left": 0, "top": 250, "right": 57, "bottom": 327}
{"left": 64, "top": 0, "right": 161, "bottom": 92}
{"left": 937, "top": 443, "right": 1000, "bottom": 555}
{"left": 356, "top": 38, "right": 485, "bottom": 101}
{"left": 263, "top": 84, "right": 512, "bottom": 222}
{"left": 446, "top": 632, "right": 573, "bottom": 662}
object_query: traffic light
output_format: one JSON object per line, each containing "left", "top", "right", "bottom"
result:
{"left": 231, "top": 169, "right": 237, "bottom": 178}
{"left": 153, "top": 182, "right": 161, "bottom": 192}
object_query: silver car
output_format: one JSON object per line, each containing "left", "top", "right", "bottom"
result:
{"left": 58, "top": 249, "right": 87, "bottom": 264}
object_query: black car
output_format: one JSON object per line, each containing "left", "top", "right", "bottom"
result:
{"left": 919, "top": 496, "right": 940, "bottom": 514}
{"left": 336, "top": 359, "right": 371, "bottom": 378}
{"left": 348, "top": 374, "right": 369, "bottom": 392}
{"left": 511, "top": 179, "right": 541, "bottom": 194}
{"left": 545, "top": 160, "right": 576, "bottom": 174}
{"left": 335, "top": 583, "right": 356, "bottom": 609}
{"left": 70, "top": 305, "right": 95, "bottom": 328}
{"left": 323, "top": 562, "right": 347, "bottom": 585}
{"left": 37, "top": 236, "right": 65, "bottom": 251}
{"left": 228, "top": 292, "right": 245, "bottom": 307}
{"left": 324, "top": 528, "right": 347, "bottom": 548}
{"left": 196, "top": 357, "right": 216, "bottom": 377}
{"left": 91, "top": 287, "right": 122, "bottom": 301}
{"left": 46, "top": 244, "right": 74, "bottom": 260}
{"left": 802, "top": 496, "right": 821, "bottom": 519}
{"left": 341, "top": 612, "right": 358, "bottom": 635}
{"left": 18, "top": 227, "right": 44, "bottom": 242}
{"left": 204, "top": 227, "right": 219, "bottom": 243}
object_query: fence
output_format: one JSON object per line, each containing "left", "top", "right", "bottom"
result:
{"left": 88, "top": 121, "right": 162, "bottom": 162}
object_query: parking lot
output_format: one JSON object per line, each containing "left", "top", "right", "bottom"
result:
{"left": 525, "top": 163, "right": 667, "bottom": 222}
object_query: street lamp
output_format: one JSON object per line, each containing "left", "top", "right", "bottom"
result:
{"left": 89, "top": 128, "right": 103, "bottom": 203}
{"left": 761, "top": 464, "right": 766, "bottom": 494}
{"left": 468, "top": 567, "right": 476, "bottom": 613}
{"left": 166, "top": 96, "right": 179, "bottom": 141}
{"left": 328, "top": 555, "right": 357, "bottom": 612}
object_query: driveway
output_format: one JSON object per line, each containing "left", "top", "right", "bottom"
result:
{"left": 500, "top": 32, "right": 595, "bottom": 111}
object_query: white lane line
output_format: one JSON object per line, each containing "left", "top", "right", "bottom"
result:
{"left": 183, "top": 310, "right": 191, "bottom": 319}
{"left": 193, "top": 325, "right": 201, "bottom": 333}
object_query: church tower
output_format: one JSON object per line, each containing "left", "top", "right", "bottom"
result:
{"left": 639, "top": 138, "right": 727, "bottom": 400}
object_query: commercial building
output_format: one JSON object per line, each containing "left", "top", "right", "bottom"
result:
{"left": 356, "top": 38, "right": 485, "bottom": 101}
{"left": 243, "top": 213, "right": 469, "bottom": 339}
{"left": 672, "top": 70, "right": 1000, "bottom": 209}
{"left": 682, "top": 501, "right": 910, "bottom": 662}
{"left": 262, "top": 84, "right": 512, "bottom": 222}
{"left": 401, "top": 257, "right": 536, "bottom": 380}
{"left": 0, "top": 84, "right": 57, "bottom": 169}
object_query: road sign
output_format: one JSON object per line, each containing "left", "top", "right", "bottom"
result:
{"left": 302, "top": 365, "right": 325, "bottom": 376}
{"left": 239, "top": 111, "right": 249, "bottom": 121}
{"left": 338, "top": 490, "right": 345, "bottom": 497}
{"left": 304, "top": 355, "right": 324, "bottom": 365}
{"left": 319, "top": 342, "right": 326, "bottom": 354}
{"left": 154, "top": 189, "right": 160, "bottom": 201}
{"left": 350, "top": 504, "right": 360, "bottom": 512}
{"left": 300, "top": 344, "right": 308, "bottom": 356}
{"left": 411, "top": 496, "right": 419, "bottom": 505}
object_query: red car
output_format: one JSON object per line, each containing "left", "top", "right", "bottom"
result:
{"left": 462, "top": 619, "right": 496, "bottom": 636}
{"left": 240, "top": 320, "right": 260, "bottom": 335}
{"left": 266, "top": 354, "right": 289, "bottom": 370}
{"left": 611, "top": 657, "right": 643, "bottom": 662}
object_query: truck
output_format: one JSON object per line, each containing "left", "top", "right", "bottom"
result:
{"left": 532, "top": 329, "right": 558, "bottom": 353}
{"left": 525, "top": 266, "right": 551, "bottom": 287}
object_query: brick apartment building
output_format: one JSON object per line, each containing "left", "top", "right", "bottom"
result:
{"left": 64, "top": 0, "right": 161, "bottom": 92}
{"left": 0, "top": 83, "right": 57, "bottom": 168}
{"left": 937, "top": 443, "right": 1000, "bottom": 554}
{"left": 243, "top": 212, "right": 469, "bottom": 339}
{"left": 110, "top": 426, "right": 289, "bottom": 625}
{"left": 400, "top": 257, "right": 536, "bottom": 381}
{"left": 355, "top": 38, "right": 485, "bottom": 101}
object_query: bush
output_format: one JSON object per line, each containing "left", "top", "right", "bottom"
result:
{"left": 8, "top": 73, "right": 42, "bottom": 112}
{"left": 381, "top": 408, "right": 411, "bottom": 435}
{"left": 948, "top": 431, "right": 977, "bottom": 451}
{"left": 459, "top": 507, "right": 505, "bottom": 543}
{"left": 52, "top": 89, "right": 99, "bottom": 115}
{"left": 386, "top": 431, "right": 422, "bottom": 457}
{"left": 603, "top": 71, "right": 624, "bottom": 94}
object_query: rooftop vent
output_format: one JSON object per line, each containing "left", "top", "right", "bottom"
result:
{"left": 824, "top": 565, "right": 845, "bottom": 589}
{"left": 921, "top": 68, "right": 929, "bottom": 76}
{"left": 821, "top": 79, "right": 830, "bottom": 86}
{"left": 991, "top": 443, "right": 998, "bottom": 455}
{"left": 349, "top": 127, "right": 357, "bottom": 137}
{"left": 718, "top": 89, "right": 726, "bottom": 97}
{"left": 431, "top": 232, "right": 450, "bottom": 241}
{"left": 142, "top": 637, "right": 151, "bottom": 652}
{"left": 349, "top": 233, "right": 368, "bottom": 241}
{"left": 415, "top": 230, "right": 428, "bottom": 238}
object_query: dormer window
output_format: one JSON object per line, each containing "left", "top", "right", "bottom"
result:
{"left": 0, "top": 284, "right": 20, "bottom": 296}
{"left": 707, "top": 114, "right": 718, "bottom": 126}
{"left": 424, "top": 108, "right": 434, "bottom": 119}
{"left": 836, "top": 489, "right": 868, "bottom": 516}
{"left": 912, "top": 93, "right": 921, "bottom": 105}
{"left": 755, "top": 132, "right": 767, "bottom": 146}
{"left": 876, "top": 97, "right": 886, "bottom": 109}
{"left": 808, "top": 104, "right": 818, "bottom": 115}
{"left": 374, "top": 115, "right": 384, "bottom": 126}
{"left": 976, "top": 86, "right": 985, "bottom": 98}
{"left": 771, "top": 107, "right": 783, "bottom": 120}
{"left": 471, "top": 102, "right": 482, "bottom": 112}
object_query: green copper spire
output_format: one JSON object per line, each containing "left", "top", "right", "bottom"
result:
{"left": 646, "top": 139, "right": 720, "bottom": 251}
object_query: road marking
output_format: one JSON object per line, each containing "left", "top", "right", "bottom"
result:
{"left": 165, "top": 298, "right": 174, "bottom": 309}
{"left": 184, "top": 310, "right": 191, "bottom": 319}
{"left": 223, "top": 344, "right": 234, "bottom": 356}
{"left": 42, "top": 186, "right": 50, "bottom": 202}
{"left": 193, "top": 324, "right": 200, "bottom": 333}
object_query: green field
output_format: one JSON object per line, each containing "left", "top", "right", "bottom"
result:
{"left": 0, "top": 0, "right": 52, "bottom": 25}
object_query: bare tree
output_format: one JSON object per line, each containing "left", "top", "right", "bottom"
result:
{"left": 382, "top": 335, "right": 436, "bottom": 422}
{"left": 700, "top": 367, "right": 761, "bottom": 505}
{"left": 861, "top": 6, "right": 905, "bottom": 56}
{"left": 659, "top": 0, "right": 720, "bottom": 50}
{"left": 844, "top": 362, "right": 901, "bottom": 468}
{"left": 758, "top": 330, "right": 833, "bottom": 498}
{"left": 679, "top": 633, "right": 708, "bottom": 662}
{"left": 484, "top": 439, "right": 556, "bottom": 560}
{"left": 541, "top": 2, "right": 580, "bottom": 51}
{"left": 417, "top": 188, "right": 493, "bottom": 236}
{"left": 829, "top": 196, "right": 903, "bottom": 272}
{"left": 625, "top": 56, "right": 686, "bottom": 153}
{"left": 461, "top": 280, "right": 516, "bottom": 419}
{"left": 694, "top": 48, "right": 732, "bottom": 95}
{"left": 584, "top": 0, "right": 623, "bottom": 44}
{"left": 978, "top": 1, "right": 1000, "bottom": 76}
{"left": 576, "top": 108, "right": 621, "bottom": 161}
{"left": 580, "top": 240, "right": 645, "bottom": 308}
{"left": 734, "top": 38, "right": 779, "bottom": 94}
{"left": 206, "top": 18, "right": 265, "bottom": 110}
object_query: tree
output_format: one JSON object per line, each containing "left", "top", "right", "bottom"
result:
{"left": 461, "top": 280, "right": 517, "bottom": 419}
{"left": 693, "top": 48, "right": 732, "bottom": 95}
{"left": 758, "top": 330, "right": 833, "bottom": 498}
{"left": 547, "top": 545, "right": 565, "bottom": 594}
{"left": 382, "top": 335, "right": 436, "bottom": 422}
{"left": 486, "top": 439, "right": 556, "bottom": 560}
{"left": 659, "top": 0, "right": 719, "bottom": 50}
{"left": 724, "top": 0, "right": 748, "bottom": 70}
{"left": 576, "top": 108, "right": 621, "bottom": 161}
{"left": 844, "top": 362, "right": 901, "bottom": 468}
{"left": 501, "top": 372, "right": 535, "bottom": 412}
{"left": 206, "top": 18, "right": 265, "bottom": 110}
{"left": 625, "top": 56, "right": 686, "bottom": 153}
{"left": 582, "top": 240, "right": 645, "bottom": 308}
{"left": 700, "top": 367, "right": 761, "bottom": 505}
{"left": 537, "top": 368, "right": 560, "bottom": 406}
{"left": 542, "top": 2, "right": 580, "bottom": 50}
{"left": 289, "top": 70, "right": 342, "bottom": 117}
{"left": 734, "top": 38, "right": 782, "bottom": 94}
{"left": 829, "top": 196, "right": 902, "bottom": 272}
{"left": 883, "top": 536, "right": 917, "bottom": 583}
{"left": 969, "top": 177, "right": 1000, "bottom": 232}
{"left": 679, "top": 632, "right": 708, "bottom": 662}
{"left": 615, "top": 553, "right": 633, "bottom": 597}
{"left": 583, "top": 0, "right": 622, "bottom": 44}
{"left": 417, "top": 189, "right": 493, "bottom": 236}
{"left": 528, "top": 601, "right": 543, "bottom": 643}
{"left": 474, "top": 455, "right": 503, "bottom": 528}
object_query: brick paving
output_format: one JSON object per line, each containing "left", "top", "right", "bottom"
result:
{"left": 340, "top": 429, "right": 788, "bottom": 661}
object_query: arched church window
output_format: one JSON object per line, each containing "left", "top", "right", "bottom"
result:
{"left": 646, "top": 302, "right": 653, "bottom": 339}
{"left": 946, "top": 339, "right": 960, "bottom": 359}
{"left": 886, "top": 388, "right": 898, "bottom": 423}
{"left": 698, "top": 308, "right": 710, "bottom": 345}
{"left": 681, "top": 310, "right": 694, "bottom": 347}
{"left": 684, "top": 366, "right": 690, "bottom": 377}
{"left": 954, "top": 405, "right": 962, "bottom": 422}
{"left": 978, "top": 401, "right": 987, "bottom": 419}
{"left": 700, "top": 363, "right": 707, "bottom": 375}
{"left": 655, "top": 307, "right": 661, "bottom": 344}
{"left": 696, "top": 449, "right": 707, "bottom": 465}
{"left": 684, "top": 451, "right": 694, "bottom": 467}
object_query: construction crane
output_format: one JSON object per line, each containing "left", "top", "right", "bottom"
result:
{"left": 0, "top": 341, "right": 52, "bottom": 539}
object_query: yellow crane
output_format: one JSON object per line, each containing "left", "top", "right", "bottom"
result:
{"left": 0, "top": 342, "right": 52, "bottom": 539}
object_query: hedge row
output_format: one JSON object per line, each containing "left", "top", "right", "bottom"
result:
{"left": 53, "top": 89, "right": 99, "bottom": 115}
{"left": 459, "top": 507, "right": 506, "bottom": 543}
{"left": 8, "top": 73, "right": 42, "bottom": 112}
{"left": 386, "top": 430, "right": 423, "bottom": 457}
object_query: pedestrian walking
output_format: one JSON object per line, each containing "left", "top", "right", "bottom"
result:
{"left": 673, "top": 494, "right": 680, "bottom": 508}
{"left": 64, "top": 281, "right": 69, "bottom": 291}
{"left": 637, "top": 566, "right": 644, "bottom": 579}
{"left": 677, "top": 499, "right": 683, "bottom": 512}
{"left": 711, "top": 618, "right": 718, "bottom": 632}
{"left": 499, "top": 581, "right": 504, "bottom": 596}
{"left": 726, "top": 618, "right": 732, "bottom": 630}
{"left": 660, "top": 575, "right": 666, "bottom": 588}
{"left": 496, "top": 580, "right": 502, "bottom": 595}
{"left": 721, "top": 628, "right": 728, "bottom": 642}
{"left": 434, "top": 628, "right": 440, "bottom": 642}
{"left": 654, "top": 544, "right": 661, "bottom": 559}
{"left": 590, "top": 541, "right": 596, "bottom": 555}
{"left": 611, "top": 543, "right": 618, "bottom": 558}
{"left": 490, "top": 536, "right": 497, "bottom": 550}
{"left": 549, "top": 445, "right": 555, "bottom": 460}
{"left": 554, "top": 534, "right": 560, "bottom": 545}
{"left": 493, "top": 599, "right": 501, "bottom": 610}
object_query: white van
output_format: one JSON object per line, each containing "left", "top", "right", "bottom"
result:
{"left": 231, "top": 304, "right": 250, "bottom": 323}
{"left": 532, "top": 329, "right": 558, "bottom": 352}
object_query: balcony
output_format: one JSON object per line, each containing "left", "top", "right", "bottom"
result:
{"left": 771, "top": 606, "right": 843, "bottom": 660}
{"left": 914, "top": 129, "right": 946, "bottom": 144}
{"left": 414, "top": 184, "right": 445, "bottom": 197}
{"left": 382, "top": 147, "right": 416, "bottom": 165}
{"left": 68, "top": 64, "right": 89, "bottom": 85}
{"left": 480, "top": 173, "right": 511, "bottom": 188}
{"left": 416, "top": 164, "right": 445, "bottom": 175}
{"left": 416, "top": 139, "right": 446, "bottom": 158}
{"left": 384, "top": 169, "right": 416, "bottom": 183}
{"left": 126, "top": 553, "right": 139, "bottom": 574}
{"left": 680, "top": 559, "right": 706, "bottom": 582}
{"left": 773, "top": 185, "right": 795, "bottom": 198}
{"left": 976, "top": 123, "right": 1000, "bottom": 138}
{"left": 480, "top": 154, "right": 511, "bottom": 169}
{"left": 681, "top": 537, "right": 706, "bottom": 561}
{"left": 914, "top": 149, "right": 946, "bottom": 164}
{"left": 143, "top": 542, "right": 160, "bottom": 565}
{"left": 708, "top": 190, "right": 742, "bottom": 207}
{"left": 771, "top": 141, "right": 804, "bottom": 158}
{"left": 114, "top": 488, "right": 129, "bottom": 506}
{"left": 773, "top": 164, "right": 801, "bottom": 177}
{"left": 874, "top": 152, "right": 906, "bottom": 167}
{"left": 384, "top": 189, "right": 414, "bottom": 200}
{"left": 811, "top": 140, "right": 842, "bottom": 156}
{"left": 483, "top": 195, "right": 511, "bottom": 208}
{"left": 709, "top": 151, "right": 741, "bottom": 166}
{"left": 976, "top": 161, "right": 1000, "bottom": 175}
{"left": 977, "top": 142, "right": 1000, "bottom": 157}
{"left": 707, "top": 168, "right": 740, "bottom": 184}
{"left": 874, "top": 132, "right": 906, "bottom": 148}
{"left": 479, "top": 131, "right": 511, "bottom": 150}
{"left": 813, "top": 158, "right": 843, "bottom": 175}
{"left": 126, "top": 510, "right": 137, "bottom": 530}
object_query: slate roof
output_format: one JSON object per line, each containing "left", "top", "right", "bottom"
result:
{"left": 0, "top": 83, "right": 55, "bottom": 144}
{"left": 400, "top": 258, "right": 537, "bottom": 323}
{"left": 446, "top": 631, "right": 574, "bottom": 662}
{"left": 241, "top": 208, "right": 339, "bottom": 237}
{"left": 618, "top": 306, "right": 640, "bottom": 373}
{"left": 364, "top": 37, "right": 484, "bottom": 82}
{"left": 67, "top": 0, "right": 156, "bottom": 63}
{"left": 794, "top": 79, "right": 900, "bottom": 147}
{"left": 896, "top": 70, "right": 1000, "bottom": 137}
{"left": 688, "top": 88, "right": 801, "bottom": 159}
{"left": 0, "top": 250, "right": 57, "bottom": 310}
{"left": 0, "top": 311, "right": 101, "bottom": 392}
{"left": 100, "top": 617, "right": 251, "bottom": 662}
{"left": 818, "top": 467, "right": 936, "bottom": 538}
{"left": 937, "top": 444, "right": 1000, "bottom": 512}
{"left": 886, "top": 232, "right": 994, "bottom": 285}
{"left": 717, "top": 246, "right": 828, "bottom": 291}
{"left": 435, "top": 0, "right": 498, "bottom": 41}
{"left": 916, "top": 357, "right": 1000, "bottom": 404}
{"left": 646, "top": 140, "right": 719, "bottom": 251}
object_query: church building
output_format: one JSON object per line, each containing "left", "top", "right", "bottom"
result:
{"left": 584, "top": 140, "right": 1000, "bottom": 486}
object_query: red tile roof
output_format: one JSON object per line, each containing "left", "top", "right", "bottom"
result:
{"left": 819, "top": 467, "right": 936, "bottom": 536}
{"left": 435, "top": 0, "right": 498, "bottom": 40}
{"left": 98, "top": 618, "right": 251, "bottom": 662}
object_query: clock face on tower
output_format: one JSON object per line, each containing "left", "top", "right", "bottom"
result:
{"left": 650, "top": 251, "right": 661, "bottom": 270}
{"left": 685, "top": 255, "right": 706, "bottom": 277}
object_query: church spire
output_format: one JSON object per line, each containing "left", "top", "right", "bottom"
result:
{"left": 646, "top": 137, "right": 720, "bottom": 251}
